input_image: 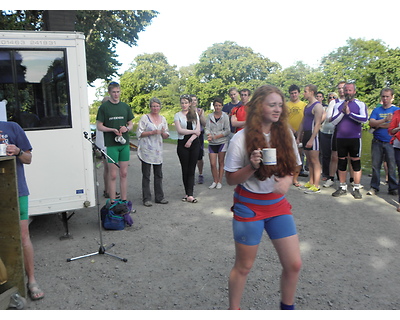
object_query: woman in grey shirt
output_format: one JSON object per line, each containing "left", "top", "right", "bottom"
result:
{"left": 205, "top": 97, "right": 230, "bottom": 189}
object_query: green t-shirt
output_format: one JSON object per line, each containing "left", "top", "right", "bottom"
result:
{"left": 96, "top": 100, "right": 134, "bottom": 147}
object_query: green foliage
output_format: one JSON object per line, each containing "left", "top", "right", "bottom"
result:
{"left": 120, "top": 52, "right": 179, "bottom": 114}
{"left": 195, "top": 41, "right": 280, "bottom": 85}
{"left": 82, "top": 38, "right": 400, "bottom": 124}
{"left": 0, "top": 10, "right": 158, "bottom": 83}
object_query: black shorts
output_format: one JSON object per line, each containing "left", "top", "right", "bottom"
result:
{"left": 337, "top": 138, "right": 361, "bottom": 158}
{"left": 302, "top": 130, "right": 319, "bottom": 151}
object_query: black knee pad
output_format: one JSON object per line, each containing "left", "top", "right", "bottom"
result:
{"left": 338, "top": 158, "right": 347, "bottom": 171}
{"left": 351, "top": 159, "right": 361, "bottom": 171}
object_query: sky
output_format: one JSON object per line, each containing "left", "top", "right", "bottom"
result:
{"left": 63, "top": 0, "right": 400, "bottom": 103}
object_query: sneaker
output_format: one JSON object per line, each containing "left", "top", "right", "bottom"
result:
{"left": 298, "top": 181, "right": 312, "bottom": 190}
{"left": 143, "top": 201, "right": 152, "bottom": 207}
{"left": 216, "top": 182, "right": 222, "bottom": 189}
{"left": 299, "top": 171, "right": 309, "bottom": 177}
{"left": 198, "top": 175, "right": 204, "bottom": 184}
{"left": 209, "top": 182, "right": 217, "bottom": 189}
{"left": 323, "top": 179, "right": 334, "bottom": 188}
{"left": 353, "top": 188, "right": 362, "bottom": 199}
{"left": 366, "top": 188, "right": 378, "bottom": 196}
{"left": 332, "top": 188, "right": 347, "bottom": 197}
{"left": 304, "top": 185, "right": 321, "bottom": 194}
{"left": 155, "top": 199, "right": 169, "bottom": 204}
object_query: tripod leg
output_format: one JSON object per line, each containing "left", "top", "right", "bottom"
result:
{"left": 67, "top": 251, "right": 99, "bottom": 262}
{"left": 104, "top": 252, "right": 128, "bottom": 262}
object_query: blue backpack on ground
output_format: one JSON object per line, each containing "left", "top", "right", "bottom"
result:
{"left": 100, "top": 200, "right": 133, "bottom": 230}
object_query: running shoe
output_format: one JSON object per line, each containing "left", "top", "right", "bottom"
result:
{"left": 323, "top": 179, "right": 334, "bottom": 188}
{"left": 304, "top": 185, "right": 321, "bottom": 194}
{"left": 332, "top": 188, "right": 347, "bottom": 197}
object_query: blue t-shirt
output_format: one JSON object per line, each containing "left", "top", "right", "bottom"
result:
{"left": 369, "top": 105, "right": 400, "bottom": 142}
{"left": 0, "top": 121, "right": 32, "bottom": 197}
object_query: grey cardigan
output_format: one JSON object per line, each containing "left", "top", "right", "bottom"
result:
{"left": 205, "top": 112, "right": 230, "bottom": 145}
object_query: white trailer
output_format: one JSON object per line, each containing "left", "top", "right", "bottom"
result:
{"left": 0, "top": 31, "right": 95, "bottom": 235}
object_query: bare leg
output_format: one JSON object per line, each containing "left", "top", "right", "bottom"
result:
{"left": 228, "top": 242, "right": 258, "bottom": 310}
{"left": 20, "top": 220, "right": 44, "bottom": 299}
{"left": 197, "top": 159, "right": 204, "bottom": 175}
{"left": 209, "top": 153, "right": 218, "bottom": 183}
{"left": 107, "top": 162, "right": 118, "bottom": 201}
{"left": 272, "top": 234, "right": 302, "bottom": 306}
{"left": 351, "top": 157, "right": 362, "bottom": 184}
{"left": 329, "top": 151, "right": 338, "bottom": 178}
{"left": 217, "top": 152, "right": 226, "bottom": 183}
{"left": 119, "top": 161, "right": 129, "bottom": 200}
{"left": 307, "top": 150, "right": 321, "bottom": 188}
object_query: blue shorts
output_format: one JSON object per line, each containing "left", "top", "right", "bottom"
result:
{"left": 232, "top": 214, "right": 297, "bottom": 246}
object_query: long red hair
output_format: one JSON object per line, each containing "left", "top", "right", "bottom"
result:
{"left": 245, "top": 85, "right": 297, "bottom": 180}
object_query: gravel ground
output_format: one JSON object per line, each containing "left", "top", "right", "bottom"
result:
{"left": 18, "top": 139, "right": 400, "bottom": 312}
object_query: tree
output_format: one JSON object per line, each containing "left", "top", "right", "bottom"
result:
{"left": 363, "top": 48, "right": 400, "bottom": 106}
{"left": 195, "top": 41, "right": 280, "bottom": 85}
{"left": 120, "top": 52, "right": 179, "bottom": 114}
{"left": 319, "top": 38, "right": 388, "bottom": 99}
{"left": 0, "top": 10, "right": 158, "bottom": 83}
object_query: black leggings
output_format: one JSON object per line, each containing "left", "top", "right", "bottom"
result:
{"left": 177, "top": 136, "right": 200, "bottom": 197}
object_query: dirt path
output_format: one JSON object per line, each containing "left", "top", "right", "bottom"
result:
{"left": 24, "top": 139, "right": 400, "bottom": 310}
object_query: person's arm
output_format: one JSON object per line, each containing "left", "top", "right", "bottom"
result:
{"left": 6, "top": 144, "right": 32, "bottom": 164}
{"left": 370, "top": 114, "right": 393, "bottom": 129}
{"left": 389, "top": 111, "right": 400, "bottom": 135}
{"left": 348, "top": 102, "right": 368, "bottom": 124}
{"left": 198, "top": 108, "right": 206, "bottom": 127}
{"left": 225, "top": 149, "right": 262, "bottom": 186}
{"left": 97, "top": 120, "right": 120, "bottom": 135}
{"left": 118, "top": 120, "right": 133, "bottom": 135}
{"left": 161, "top": 117, "right": 169, "bottom": 139}
{"left": 174, "top": 117, "right": 197, "bottom": 136}
{"left": 330, "top": 102, "right": 345, "bottom": 125}
{"left": 230, "top": 113, "right": 245, "bottom": 128}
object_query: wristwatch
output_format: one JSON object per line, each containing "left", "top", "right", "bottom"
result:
{"left": 18, "top": 148, "right": 24, "bottom": 156}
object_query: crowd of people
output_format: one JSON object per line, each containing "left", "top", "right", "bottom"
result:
{"left": 93, "top": 80, "right": 399, "bottom": 310}
{"left": 5, "top": 79, "right": 399, "bottom": 309}
{"left": 287, "top": 81, "right": 400, "bottom": 208}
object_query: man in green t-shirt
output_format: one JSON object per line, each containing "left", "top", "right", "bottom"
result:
{"left": 96, "top": 82, "right": 134, "bottom": 203}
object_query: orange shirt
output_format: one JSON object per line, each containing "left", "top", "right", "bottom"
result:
{"left": 231, "top": 105, "right": 247, "bottom": 132}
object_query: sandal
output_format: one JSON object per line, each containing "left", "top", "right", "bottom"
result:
{"left": 27, "top": 282, "right": 44, "bottom": 300}
{"left": 293, "top": 182, "right": 301, "bottom": 187}
{"left": 182, "top": 196, "right": 188, "bottom": 202}
{"left": 187, "top": 197, "right": 198, "bottom": 203}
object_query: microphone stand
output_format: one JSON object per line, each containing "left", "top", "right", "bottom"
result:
{"left": 67, "top": 132, "right": 127, "bottom": 262}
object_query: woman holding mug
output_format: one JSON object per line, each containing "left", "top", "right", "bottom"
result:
{"left": 224, "top": 85, "right": 302, "bottom": 310}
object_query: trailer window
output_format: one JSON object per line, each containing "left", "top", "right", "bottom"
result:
{"left": 0, "top": 49, "right": 71, "bottom": 130}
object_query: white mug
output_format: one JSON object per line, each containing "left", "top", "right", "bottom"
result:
{"left": 262, "top": 148, "right": 277, "bottom": 165}
{"left": 0, "top": 144, "right": 7, "bottom": 156}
